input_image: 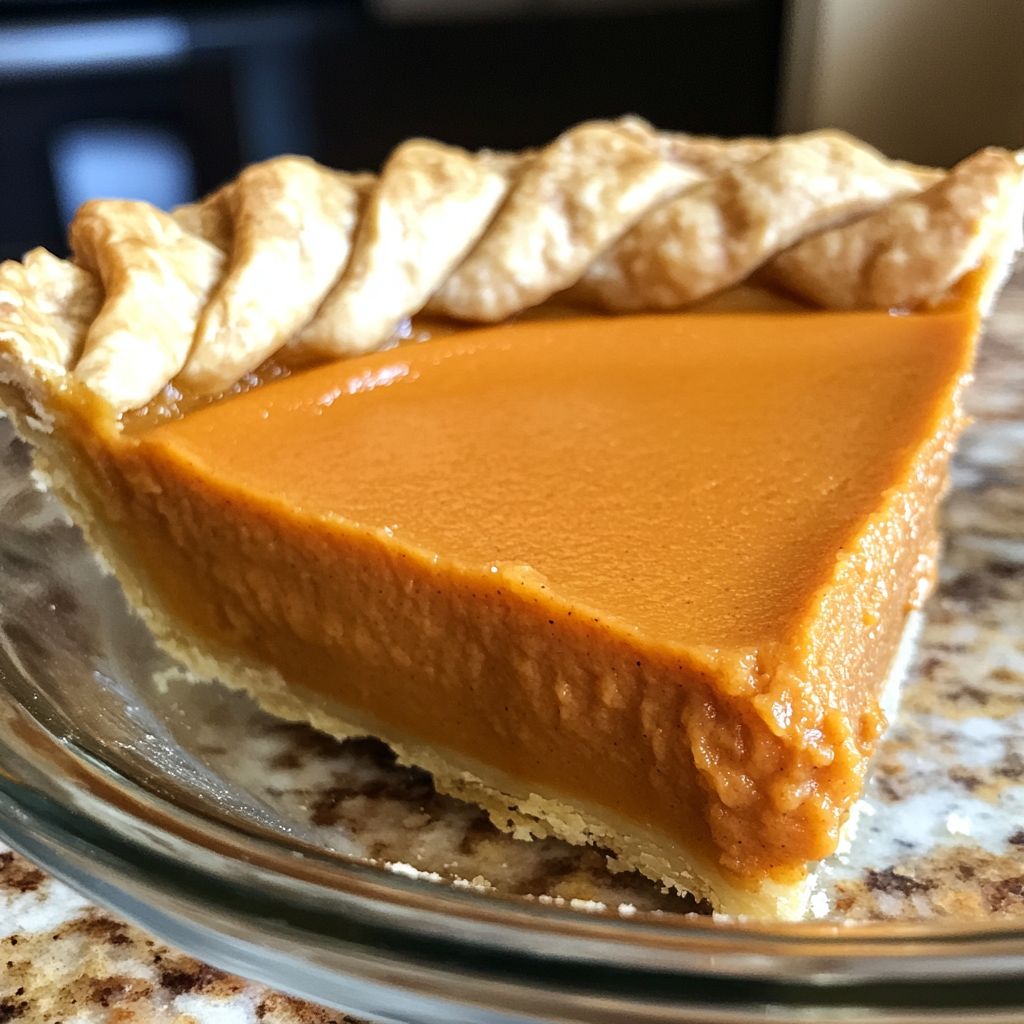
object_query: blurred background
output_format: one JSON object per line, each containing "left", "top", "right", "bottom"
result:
{"left": 0, "top": 0, "right": 1021, "bottom": 262}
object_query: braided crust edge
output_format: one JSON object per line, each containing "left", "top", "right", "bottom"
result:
{"left": 2, "top": 118, "right": 1022, "bottom": 414}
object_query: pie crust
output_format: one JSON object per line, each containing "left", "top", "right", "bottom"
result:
{"left": 1, "top": 119, "right": 1022, "bottom": 919}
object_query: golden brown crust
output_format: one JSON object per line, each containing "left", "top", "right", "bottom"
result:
{"left": 35, "top": 121, "right": 1022, "bottom": 413}
{"left": 69, "top": 200, "right": 225, "bottom": 412}
{"left": 294, "top": 139, "right": 512, "bottom": 356}
{"left": 769, "top": 148, "right": 1024, "bottom": 311}
{"left": 571, "top": 132, "right": 937, "bottom": 311}
{"left": 0, "top": 249, "right": 103, "bottom": 435}
{"left": 424, "top": 120, "right": 700, "bottom": 321}
{"left": 178, "top": 157, "right": 374, "bottom": 392}
{"left": 0, "top": 248, "right": 100, "bottom": 379}
{"left": 171, "top": 184, "right": 235, "bottom": 251}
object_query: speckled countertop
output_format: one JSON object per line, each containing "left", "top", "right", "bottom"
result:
{"left": 4, "top": 264, "right": 1024, "bottom": 1022}
{"left": 1, "top": 841, "right": 357, "bottom": 1023}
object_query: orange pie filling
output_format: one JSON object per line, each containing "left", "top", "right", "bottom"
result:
{"left": 47, "top": 305, "right": 975, "bottom": 896}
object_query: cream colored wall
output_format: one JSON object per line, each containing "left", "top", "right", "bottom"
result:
{"left": 780, "top": 0, "right": 1024, "bottom": 167}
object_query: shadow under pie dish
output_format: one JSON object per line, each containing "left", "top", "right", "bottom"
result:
{"left": 0, "top": 119, "right": 1022, "bottom": 921}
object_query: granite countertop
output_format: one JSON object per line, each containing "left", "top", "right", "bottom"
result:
{"left": 1, "top": 840, "right": 358, "bottom": 1023}
{"left": 4, "top": 264, "right": 1024, "bottom": 1021}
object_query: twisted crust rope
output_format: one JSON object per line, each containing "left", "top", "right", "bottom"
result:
{"left": 2, "top": 118, "right": 1023, "bottom": 415}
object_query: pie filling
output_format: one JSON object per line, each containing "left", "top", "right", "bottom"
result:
{"left": 43, "top": 306, "right": 973, "bottom": 894}
{"left": 1, "top": 118, "right": 1021, "bottom": 918}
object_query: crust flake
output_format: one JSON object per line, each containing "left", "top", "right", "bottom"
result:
{"left": 427, "top": 121, "right": 700, "bottom": 321}
{"left": 770, "top": 148, "right": 1024, "bottom": 311}
{"left": 70, "top": 200, "right": 225, "bottom": 413}
{"left": 574, "top": 131, "right": 932, "bottom": 311}
{"left": 295, "top": 140, "right": 511, "bottom": 358}
{"left": 178, "top": 157, "right": 374, "bottom": 393}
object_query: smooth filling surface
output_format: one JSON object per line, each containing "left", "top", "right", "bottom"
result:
{"left": 149, "top": 312, "right": 968, "bottom": 648}
{"left": 65, "top": 309, "right": 976, "bottom": 885}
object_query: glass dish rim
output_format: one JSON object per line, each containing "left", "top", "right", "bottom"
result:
{"left": 5, "top": 662, "right": 1024, "bottom": 983}
{"left": 8, "top": 697, "right": 1024, "bottom": 1024}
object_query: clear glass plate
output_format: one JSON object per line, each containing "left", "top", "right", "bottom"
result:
{"left": 3, "top": 273, "right": 1024, "bottom": 1022}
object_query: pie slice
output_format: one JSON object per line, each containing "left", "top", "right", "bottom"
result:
{"left": 1, "top": 120, "right": 1022, "bottom": 919}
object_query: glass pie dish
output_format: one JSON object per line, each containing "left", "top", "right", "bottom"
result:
{"left": 3, "top": 266, "right": 1024, "bottom": 1023}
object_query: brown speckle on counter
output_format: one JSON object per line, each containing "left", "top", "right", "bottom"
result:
{"left": 0, "top": 854, "right": 45, "bottom": 896}
{"left": 1, "top": 845, "right": 369, "bottom": 1022}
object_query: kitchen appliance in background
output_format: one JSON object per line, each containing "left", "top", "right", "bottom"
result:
{"left": 0, "top": 0, "right": 784, "bottom": 262}
{"left": 780, "top": 0, "right": 1024, "bottom": 167}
